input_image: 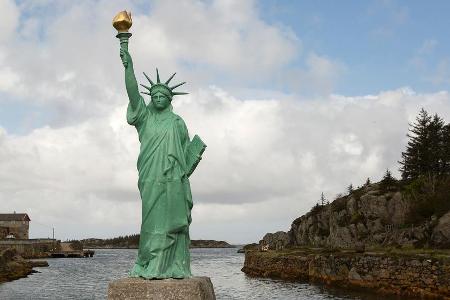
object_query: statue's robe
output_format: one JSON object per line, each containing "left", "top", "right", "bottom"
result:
{"left": 127, "top": 96, "right": 192, "bottom": 279}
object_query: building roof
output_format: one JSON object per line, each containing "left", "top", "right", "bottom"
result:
{"left": 0, "top": 213, "right": 31, "bottom": 221}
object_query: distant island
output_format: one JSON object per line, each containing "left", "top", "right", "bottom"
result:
{"left": 69, "top": 236, "right": 234, "bottom": 249}
{"left": 242, "top": 109, "right": 450, "bottom": 299}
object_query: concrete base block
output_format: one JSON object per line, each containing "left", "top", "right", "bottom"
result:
{"left": 108, "top": 276, "right": 216, "bottom": 300}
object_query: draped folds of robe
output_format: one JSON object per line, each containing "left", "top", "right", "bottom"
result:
{"left": 127, "top": 96, "right": 193, "bottom": 279}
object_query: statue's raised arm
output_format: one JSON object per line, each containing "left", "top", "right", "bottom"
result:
{"left": 120, "top": 48, "right": 141, "bottom": 110}
{"left": 113, "top": 11, "right": 141, "bottom": 110}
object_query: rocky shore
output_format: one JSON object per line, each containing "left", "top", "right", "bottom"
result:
{"left": 242, "top": 249, "right": 450, "bottom": 299}
{"left": 261, "top": 183, "right": 450, "bottom": 251}
{"left": 244, "top": 179, "right": 450, "bottom": 299}
{"left": 0, "top": 248, "right": 48, "bottom": 283}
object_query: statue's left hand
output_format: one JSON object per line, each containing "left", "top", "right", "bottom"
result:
{"left": 120, "top": 48, "right": 132, "bottom": 69}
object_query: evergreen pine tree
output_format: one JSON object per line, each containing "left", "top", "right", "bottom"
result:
{"left": 427, "top": 114, "right": 445, "bottom": 176}
{"left": 365, "top": 177, "right": 371, "bottom": 186}
{"left": 320, "top": 192, "right": 326, "bottom": 206}
{"left": 380, "top": 169, "right": 397, "bottom": 191}
{"left": 399, "top": 108, "right": 432, "bottom": 179}
{"left": 347, "top": 184, "right": 353, "bottom": 195}
{"left": 443, "top": 124, "right": 450, "bottom": 175}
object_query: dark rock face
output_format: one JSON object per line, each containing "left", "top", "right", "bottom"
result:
{"left": 250, "top": 183, "right": 450, "bottom": 299}
{"left": 261, "top": 232, "right": 290, "bottom": 250}
{"left": 432, "top": 212, "right": 450, "bottom": 248}
{"left": 29, "top": 260, "right": 49, "bottom": 268}
{"left": 237, "top": 243, "right": 259, "bottom": 253}
{"left": 0, "top": 249, "right": 33, "bottom": 283}
{"left": 242, "top": 250, "right": 450, "bottom": 299}
{"left": 262, "top": 184, "right": 449, "bottom": 250}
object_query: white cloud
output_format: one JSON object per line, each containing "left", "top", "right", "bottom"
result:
{"left": 1, "top": 1, "right": 449, "bottom": 244}
{"left": 282, "top": 52, "right": 344, "bottom": 96}
{"left": 134, "top": 0, "right": 298, "bottom": 78}
{"left": 0, "top": 0, "right": 300, "bottom": 127}
{"left": 0, "top": 0, "right": 19, "bottom": 43}
{"left": 0, "top": 66, "right": 20, "bottom": 91}
{"left": 1, "top": 87, "right": 449, "bottom": 243}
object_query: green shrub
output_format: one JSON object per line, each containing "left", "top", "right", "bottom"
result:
{"left": 317, "top": 227, "right": 330, "bottom": 237}
{"left": 331, "top": 197, "right": 347, "bottom": 212}
{"left": 350, "top": 212, "right": 365, "bottom": 224}
{"left": 404, "top": 176, "right": 450, "bottom": 224}
{"left": 337, "top": 213, "right": 350, "bottom": 227}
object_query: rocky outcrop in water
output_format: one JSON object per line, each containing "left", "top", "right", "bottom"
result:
{"left": 0, "top": 249, "right": 33, "bottom": 283}
{"left": 261, "top": 183, "right": 450, "bottom": 250}
{"left": 190, "top": 240, "right": 234, "bottom": 248}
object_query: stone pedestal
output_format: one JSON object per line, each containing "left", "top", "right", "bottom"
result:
{"left": 108, "top": 277, "right": 216, "bottom": 300}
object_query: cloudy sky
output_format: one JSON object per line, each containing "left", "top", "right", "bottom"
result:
{"left": 1, "top": 0, "right": 449, "bottom": 244}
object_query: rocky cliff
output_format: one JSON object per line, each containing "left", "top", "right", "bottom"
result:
{"left": 262, "top": 183, "right": 450, "bottom": 250}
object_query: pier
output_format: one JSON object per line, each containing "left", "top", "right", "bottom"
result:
{"left": 51, "top": 249, "right": 95, "bottom": 258}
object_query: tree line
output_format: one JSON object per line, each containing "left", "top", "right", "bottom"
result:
{"left": 400, "top": 108, "right": 450, "bottom": 181}
{"left": 316, "top": 108, "right": 449, "bottom": 222}
{"left": 398, "top": 108, "right": 450, "bottom": 222}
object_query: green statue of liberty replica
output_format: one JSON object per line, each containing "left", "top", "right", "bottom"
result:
{"left": 113, "top": 11, "right": 206, "bottom": 279}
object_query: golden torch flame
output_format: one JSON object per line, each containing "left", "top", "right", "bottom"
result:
{"left": 112, "top": 11, "right": 132, "bottom": 33}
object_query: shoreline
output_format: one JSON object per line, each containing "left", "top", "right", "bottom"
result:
{"left": 242, "top": 248, "right": 450, "bottom": 299}
{"left": 82, "top": 246, "right": 237, "bottom": 250}
{"left": 83, "top": 245, "right": 238, "bottom": 250}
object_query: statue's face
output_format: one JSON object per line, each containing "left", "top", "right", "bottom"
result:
{"left": 151, "top": 92, "right": 171, "bottom": 110}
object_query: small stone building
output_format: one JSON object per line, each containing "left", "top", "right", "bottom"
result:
{"left": 0, "top": 213, "right": 30, "bottom": 239}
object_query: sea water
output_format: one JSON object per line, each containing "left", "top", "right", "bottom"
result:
{"left": 0, "top": 248, "right": 403, "bottom": 300}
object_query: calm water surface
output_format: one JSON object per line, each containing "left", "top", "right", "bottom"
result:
{"left": 0, "top": 248, "right": 403, "bottom": 300}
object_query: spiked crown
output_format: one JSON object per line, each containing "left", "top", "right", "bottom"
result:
{"left": 140, "top": 68, "right": 188, "bottom": 100}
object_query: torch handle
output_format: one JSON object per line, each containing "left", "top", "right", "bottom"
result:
{"left": 116, "top": 32, "right": 132, "bottom": 51}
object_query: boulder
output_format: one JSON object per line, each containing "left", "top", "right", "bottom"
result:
{"left": 386, "top": 192, "right": 409, "bottom": 225}
{"left": 359, "top": 194, "right": 388, "bottom": 221}
{"left": 261, "top": 231, "right": 290, "bottom": 250}
{"left": 431, "top": 212, "right": 450, "bottom": 247}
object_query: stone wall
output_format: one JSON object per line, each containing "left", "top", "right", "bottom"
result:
{"left": 0, "top": 239, "right": 60, "bottom": 258}
{"left": 242, "top": 250, "right": 450, "bottom": 299}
